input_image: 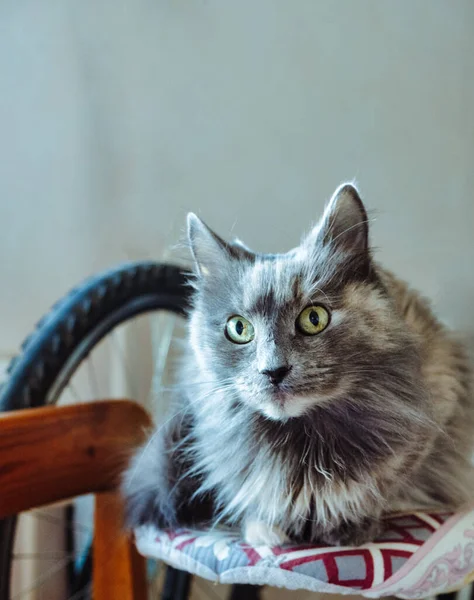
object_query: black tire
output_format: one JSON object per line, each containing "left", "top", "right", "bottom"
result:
{"left": 0, "top": 261, "right": 191, "bottom": 600}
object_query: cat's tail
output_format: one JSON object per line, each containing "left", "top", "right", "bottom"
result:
{"left": 121, "top": 428, "right": 179, "bottom": 529}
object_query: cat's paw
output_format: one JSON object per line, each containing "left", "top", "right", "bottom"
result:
{"left": 243, "top": 520, "right": 289, "bottom": 547}
{"left": 320, "top": 517, "right": 382, "bottom": 547}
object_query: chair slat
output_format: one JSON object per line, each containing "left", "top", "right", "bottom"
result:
{"left": 0, "top": 400, "right": 151, "bottom": 519}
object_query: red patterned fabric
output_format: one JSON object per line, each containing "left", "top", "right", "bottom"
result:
{"left": 135, "top": 508, "right": 474, "bottom": 598}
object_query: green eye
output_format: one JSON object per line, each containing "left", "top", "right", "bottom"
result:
{"left": 225, "top": 315, "right": 255, "bottom": 344}
{"left": 296, "top": 305, "right": 330, "bottom": 335}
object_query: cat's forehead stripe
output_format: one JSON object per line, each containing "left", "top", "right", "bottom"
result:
{"left": 243, "top": 256, "right": 305, "bottom": 314}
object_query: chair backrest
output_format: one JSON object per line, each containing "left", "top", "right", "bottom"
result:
{"left": 0, "top": 399, "right": 151, "bottom": 600}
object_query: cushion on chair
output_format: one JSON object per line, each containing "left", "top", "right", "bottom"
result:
{"left": 135, "top": 506, "right": 474, "bottom": 598}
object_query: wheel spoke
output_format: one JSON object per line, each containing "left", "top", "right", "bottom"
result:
{"left": 66, "top": 380, "right": 82, "bottom": 404}
{"left": 26, "top": 510, "right": 92, "bottom": 535}
{"left": 13, "top": 552, "right": 75, "bottom": 560}
{"left": 86, "top": 357, "right": 101, "bottom": 402}
{"left": 11, "top": 555, "right": 72, "bottom": 599}
{"left": 66, "top": 582, "right": 92, "bottom": 600}
{"left": 111, "top": 328, "right": 133, "bottom": 398}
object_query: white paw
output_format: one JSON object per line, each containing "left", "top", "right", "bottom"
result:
{"left": 243, "top": 520, "right": 289, "bottom": 547}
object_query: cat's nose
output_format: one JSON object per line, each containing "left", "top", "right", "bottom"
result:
{"left": 260, "top": 365, "right": 292, "bottom": 385}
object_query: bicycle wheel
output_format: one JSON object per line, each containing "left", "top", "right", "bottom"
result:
{"left": 0, "top": 261, "right": 191, "bottom": 600}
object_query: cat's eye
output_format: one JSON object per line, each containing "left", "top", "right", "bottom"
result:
{"left": 225, "top": 315, "right": 255, "bottom": 344}
{"left": 296, "top": 305, "right": 330, "bottom": 336}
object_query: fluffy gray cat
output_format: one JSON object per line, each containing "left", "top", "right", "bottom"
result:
{"left": 123, "top": 183, "right": 474, "bottom": 546}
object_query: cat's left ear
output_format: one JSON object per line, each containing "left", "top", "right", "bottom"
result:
{"left": 306, "top": 183, "right": 369, "bottom": 255}
{"left": 187, "top": 213, "right": 253, "bottom": 277}
{"left": 187, "top": 213, "right": 228, "bottom": 277}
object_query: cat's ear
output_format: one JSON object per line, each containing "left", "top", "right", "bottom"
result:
{"left": 306, "top": 183, "right": 369, "bottom": 255}
{"left": 187, "top": 213, "right": 254, "bottom": 277}
{"left": 187, "top": 213, "right": 229, "bottom": 277}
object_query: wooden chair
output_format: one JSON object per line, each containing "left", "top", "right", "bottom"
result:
{"left": 0, "top": 399, "right": 150, "bottom": 600}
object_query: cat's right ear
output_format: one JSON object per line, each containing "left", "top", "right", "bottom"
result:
{"left": 304, "top": 183, "right": 370, "bottom": 256}
{"left": 187, "top": 213, "right": 231, "bottom": 277}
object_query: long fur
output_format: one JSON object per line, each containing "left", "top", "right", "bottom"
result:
{"left": 122, "top": 183, "right": 474, "bottom": 546}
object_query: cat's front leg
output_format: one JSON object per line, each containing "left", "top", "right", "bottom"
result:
{"left": 320, "top": 516, "right": 382, "bottom": 547}
{"left": 243, "top": 520, "right": 289, "bottom": 546}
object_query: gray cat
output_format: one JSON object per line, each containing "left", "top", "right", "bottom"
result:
{"left": 123, "top": 183, "right": 474, "bottom": 546}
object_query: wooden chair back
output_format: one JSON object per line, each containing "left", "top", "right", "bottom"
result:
{"left": 0, "top": 400, "right": 151, "bottom": 600}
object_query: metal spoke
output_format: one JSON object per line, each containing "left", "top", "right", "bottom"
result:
{"left": 11, "top": 555, "right": 72, "bottom": 599}
{"left": 86, "top": 355, "right": 101, "bottom": 402}
{"left": 66, "top": 380, "right": 82, "bottom": 404}
{"left": 111, "top": 328, "right": 133, "bottom": 398}
{"left": 66, "top": 582, "right": 92, "bottom": 600}
{"left": 13, "top": 552, "right": 75, "bottom": 560}
{"left": 26, "top": 510, "right": 92, "bottom": 535}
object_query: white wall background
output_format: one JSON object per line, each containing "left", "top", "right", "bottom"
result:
{"left": 0, "top": 0, "right": 473, "bottom": 353}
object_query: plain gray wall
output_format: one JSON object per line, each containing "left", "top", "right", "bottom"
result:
{"left": 0, "top": 0, "right": 473, "bottom": 352}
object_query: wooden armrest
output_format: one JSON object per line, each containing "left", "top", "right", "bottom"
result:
{"left": 0, "top": 400, "right": 151, "bottom": 519}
